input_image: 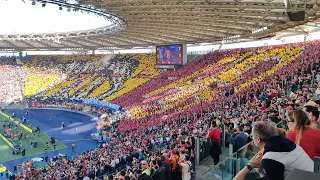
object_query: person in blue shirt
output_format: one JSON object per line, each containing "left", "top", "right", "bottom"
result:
{"left": 231, "top": 125, "right": 249, "bottom": 154}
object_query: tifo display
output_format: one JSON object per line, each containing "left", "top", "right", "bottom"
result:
{"left": 0, "top": 41, "right": 320, "bottom": 180}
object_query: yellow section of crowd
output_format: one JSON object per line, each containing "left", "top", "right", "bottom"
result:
{"left": 236, "top": 46, "right": 302, "bottom": 91}
{"left": 22, "top": 72, "right": 60, "bottom": 97}
{"left": 103, "top": 54, "right": 160, "bottom": 102}
{"left": 129, "top": 46, "right": 303, "bottom": 119}
{"left": 22, "top": 55, "right": 104, "bottom": 97}
{"left": 145, "top": 51, "right": 252, "bottom": 98}
{"left": 88, "top": 78, "right": 110, "bottom": 98}
{"left": 44, "top": 79, "right": 78, "bottom": 97}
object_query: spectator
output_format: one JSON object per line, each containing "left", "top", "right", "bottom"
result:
{"left": 303, "top": 103, "right": 320, "bottom": 128}
{"left": 231, "top": 125, "right": 248, "bottom": 154}
{"left": 161, "top": 155, "right": 172, "bottom": 180}
{"left": 234, "top": 121, "right": 313, "bottom": 180}
{"left": 286, "top": 110, "right": 320, "bottom": 160}
{"left": 151, "top": 160, "right": 167, "bottom": 180}
{"left": 169, "top": 150, "right": 180, "bottom": 180}
{"left": 138, "top": 160, "right": 152, "bottom": 180}
{"left": 207, "top": 120, "right": 221, "bottom": 165}
{"left": 178, "top": 155, "right": 191, "bottom": 180}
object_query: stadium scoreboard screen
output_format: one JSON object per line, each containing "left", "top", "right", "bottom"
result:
{"left": 156, "top": 44, "right": 186, "bottom": 68}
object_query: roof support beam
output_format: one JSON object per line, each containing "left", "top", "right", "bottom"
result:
{"left": 119, "top": 10, "right": 285, "bottom": 19}
{"left": 128, "top": 19, "right": 262, "bottom": 30}
{"left": 91, "top": 37, "right": 127, "bottom": 47}
{"left": 31, "top": 40, "right": 52, "bottom": 48}
{"left": 18, "top": 40, "right": 36, "bottom": 48}
{"left": 3, "top": 40, "right": 18, "bottom": 48}
{"left": 73, "top": 38, "right": 105, "bottom": 47}
{"left": 128, "top": 26, "right": 225, "bottom": 39}
{"left": 125, "top": 28, "right": 198, "bottom": 42}
{"left": 122, "top": 30, "right": 188, "bottom": 42}
{"left": 125, "top": 15, "right": 282, "bottom": 25}
{"left": 115, "top": 34, "right": 165, "bottom": 45}
{"left": 51, "top": 39, "right": 79, "bottom": 48}
{"left": 66, "top": 39, "right": 93, "bottom": 47}
{"left": 106, "top": 36, "right": 138, "bottom": 46}
{"left": 128, "top": 23, "right": 243, "bottom": 35}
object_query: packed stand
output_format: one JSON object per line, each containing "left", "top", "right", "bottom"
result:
{"left": 114, "top": 44, "right": 304, "bottom": 133}
{"left": 27, "top": 54, "right": 159, "bottom": 103}
{"left": 13, "top": 41, "right": 320, "bottom": 180}
{"left": 0, "top": 56, "right": 22, "bottom": 103}
{"left": 22, "top": 55, "right": 104, "bottom": 97}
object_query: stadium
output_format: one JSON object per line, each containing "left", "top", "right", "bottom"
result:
{"left": 0, "top": 0, "right": 320, "bottom": 180}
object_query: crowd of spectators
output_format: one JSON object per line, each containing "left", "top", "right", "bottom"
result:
{"left": 31, "top": 54, "right": 159, "bottom": 102}
{"left": 8, "top": 41, "right": 320, "bottom": 180}
{"left": 0, "top": 56, "right": 22, "bottom": 103}
{"left": 22, "top": 55, "right": 104, "bottom": 97}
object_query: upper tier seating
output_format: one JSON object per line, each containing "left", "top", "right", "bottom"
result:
{"left": 23, "top": 54, "right": 160, "bottom": 101}
{"left": 0, "top": 56, "right": 22, "bottom": 102}
{"left": 22, "top": 55, "right": 104, "bottom": 97}
{"left": 116, "top": 43, "right": 315, "bottom": 132}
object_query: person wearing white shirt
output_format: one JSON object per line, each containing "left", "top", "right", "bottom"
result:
{"left": 179, "top": 155, "right": 192, "bottom": 180}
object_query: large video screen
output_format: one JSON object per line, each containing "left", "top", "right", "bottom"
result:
{"left": 156, "top": 44, "right": 183, "bottom": 65}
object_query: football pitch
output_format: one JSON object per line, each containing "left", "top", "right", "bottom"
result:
{"left": 0, "top": 112, "right": 67, "bottom": 163}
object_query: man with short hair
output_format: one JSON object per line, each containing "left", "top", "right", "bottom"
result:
{"left": 231, "top": 125, "right": 248, "bottom": 154}
{"left": 233, "top": 121, "right": 313, "bottom": 180}
{"left": 138, "top": 160, "right": 152, "bottom": 180}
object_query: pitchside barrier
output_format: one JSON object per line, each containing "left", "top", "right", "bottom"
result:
{"left": 0, "top": 111, "right": 33, "bottom": 133}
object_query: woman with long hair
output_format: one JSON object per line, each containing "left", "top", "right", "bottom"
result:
{"left": 287, "top": 109, "right": 320, "bottom": 160}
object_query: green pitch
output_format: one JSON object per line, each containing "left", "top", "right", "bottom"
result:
{"left": 0, "top": 113, "right": 67, "bottom": 163}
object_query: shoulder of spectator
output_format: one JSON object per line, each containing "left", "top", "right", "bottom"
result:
{"left": 261, "top": 159, "right": 285, "bottom": 180}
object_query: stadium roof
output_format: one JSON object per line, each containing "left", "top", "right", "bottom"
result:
{"left": 0, "top": 0, "right": 320, "bottom": 51}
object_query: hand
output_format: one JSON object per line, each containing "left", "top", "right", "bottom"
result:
{"left": 248, "top": 151, "right": 263, "bottom": 168}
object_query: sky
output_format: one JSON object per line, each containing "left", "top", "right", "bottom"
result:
{"left": 0, "top": 0, "right": 113, "bottom": 34}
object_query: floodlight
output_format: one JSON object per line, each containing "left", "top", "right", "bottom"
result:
{"left": 32, "top": 1, "right": 36, "bottom": 5}
{"left": 59, "top": 6, "right": 63, "bottom": 10}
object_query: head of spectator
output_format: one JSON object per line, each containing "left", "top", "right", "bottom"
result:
{"left": 118, "top": 171, "right": 126, "bottom": 179}
{"left": 108, "top": 175, "right": 113, "bottom": 180}
{"left": 303, "top": 105, "right": 319, "bottom": 127}
{"left": 251, "top": 121, "right": 277, "bottom": 149}
{"left": 287, "top": 110, "right": 311, "bottom": 144}
{"left": 140, "top": 160, "right": 149, "bottom": 172}
{"left": 236, "top": 125, "right": 244, "bottom": 134}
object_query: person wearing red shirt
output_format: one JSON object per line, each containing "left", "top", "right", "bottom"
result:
{"left": 207, "top": 120, "right": 222, "bottom": 165}
{"left": 287, "top": 110, "right": 320, "bottom": 160}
